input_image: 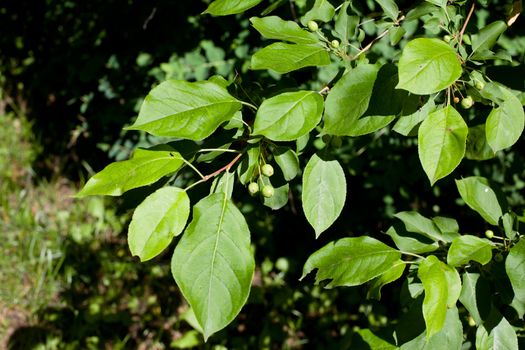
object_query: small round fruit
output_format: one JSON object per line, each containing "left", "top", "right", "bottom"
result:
{"left": 475, "top": 80, "right": 485, "bottom": 90}
{"left": 461, "top": 96, "right": 474, "bottom": 109}
{"left": 307, "top": 20, "right": 319, "bottom": 32}
{"left": 453, "top": 96, "right": 460, "bottom": 104}
{"left": 495, "top": 253, "right": 503, "bottom": 262}
{"left": 262, "top": 185, "right": 274, "bottom": 198}
{"left": 444, "top": 35, "right": 452, "bottom": 43}
{"left": 248, "top": 182, "right": 259, "bottom": 195}
{"left": 261, "top": 164, "right": 274, "bottom": 177}
{"left": 330, "top": 39, "right": 340, "bottom": 48}
{"left": 467, "top": 316, "right": 476, "bottom": 327}
{"left": 485, "top": 229, "right": 494, "bottom": 239}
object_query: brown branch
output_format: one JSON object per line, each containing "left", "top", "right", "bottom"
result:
{"left": 459, "top": 3, "right": 475, "bottom": 47}
{"left": 203, "top": 153, "right": 242, "bottom": 181}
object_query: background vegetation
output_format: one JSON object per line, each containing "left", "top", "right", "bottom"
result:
{"left": 1, "top": 0, "right": 524, "bottom": 349}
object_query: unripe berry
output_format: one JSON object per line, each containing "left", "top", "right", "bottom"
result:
{"left": 475, "top": 80, "right": 485, "bottom": 90}
{"left": 330, "top": 39, "right": 340, "bottom": 48}
{"left": 444, "top": 35, "right": 452, "bottom": 43}
{"left": 467, "top": 316, "right": 476, "bottom": 327}
{"left": 495, "top": 253, "right": 503, "bottom": 262}
{"left": 461, "top": 96, "right": 474, "bottom": 109}
{"left": 485, "top": 229, "right": 494, "bottom": 239}
{"left": 307, "top": 20, "right": 319, "bottom": 32}
{"left": 453, "top": 96, "right": 460, "bottom": 104}
{"left": 261, "top": 164, "right": 274, "bottom": 177}
{"left": 262, "top": 185, "right": 274, "bottom": 198}
{"left": 248, "top": 182, "right": 259, "bottom": 195}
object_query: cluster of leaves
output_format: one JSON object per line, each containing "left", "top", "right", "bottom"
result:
{"left": 78, "top": 0, "right": 525, "bottom": 348}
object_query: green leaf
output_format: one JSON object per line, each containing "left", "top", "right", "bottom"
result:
{"left": 418, "top": 255, "right": 449, "bottom": 339}
{"left": 424, "top": 0, "right": 447, "bottom": 8}
{"left": 502, "top": 212, "right": 517, "bottom": 240}
{"left": 209, "top": 171, "right": 235, "bottom": 199}
{"left": 172, "top": 193, "right": 255, "bottom": 340}
{"left": 302, "top": 154, "right": 346, "bottom": 237}
{"left": 393, "top": 98, "right": 436, "bottom": 136}
{"left": 471, "top": 21, "right": 507, "bottom": 55}
{"left": 418, "top": 106, "right": 468, "bottom": 185}
{"left": 341, "top": 116, "right": 396, "bottom": 136}
{"left": 506, "top": 239, "right": 525, "bottom": 318}
{"left": 466, "top": 124, "right": 496, "bottom": 160}
{"left": 459, "top": 272, "right": 491, "bottom": 325}
{"left": 301, "top": 236, "right": 401, "bottom": 288}
{"left": 455, "top": 176, "right": 503, "bottom": 226}
{"left": 432, "top": 216, "right": 460, "bottom": 242}
{"left": 357, "top": 329, "right": 397, "bottom": 350}
{"left": 375, "top": 0, "right": 399, "bottom": 21}
{"left": 253, "top": 91, "right": 324, "bottom": 141}
{"left": 301, "top": 0, "right": 336, "bottom": 25}
{"left": 77, "top": 149, "right": 185, "bottom": 197}
{"left": 385, "top": 224, "right": 439, "bottom": 254}
{"left": 259, "top": 177, "right": 289, "bottom": 210}
{"left": 324, "top": 64, "right": 379, "bottom": 135}
{"left": 442, "top": 263, "right": 461, "bottom": 308}
{"left": 397, "top": 38, "right": 462, "bottom": 95}
{"left": 203, "top": 0, "right": 263, "bottom": 16}
{"left": 447, "top": 235, "right": 494, "bottom": 267}
{"left": 335, "top": 2, "right": 358, "bottom": 43}
{"left": 126, "top": 80, "right": 241, "bottom": 140}
{"left": 251, "top": 42, "right": 331, "bottom": 74}
{"left": 394, "top": 211, "right": 442, "bottom": 242}
{"left": 128, "top": 187, "right": 189, "bottom": 262}
{"left": 399, "top": 307, "right": 463, "bottom": 350}
{"left": 476, "top": 310, "right": 519, "bottom": 350}
{"left": 368, "top": 260, "right": 406, "bottom": 300}
{"left": 250, "top": 16, "right": 318, "bottom": 44}
{"left": 238, "top": 145, "right": 261, "bottom": 185}
{"left": 273, "top": 147, "right": 300, "bottom": 181}
{"left": 485, "top": 85, "right": 525, "bottom": 153}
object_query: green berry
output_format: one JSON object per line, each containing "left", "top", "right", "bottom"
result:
{"left": 461, "top": 96, "right": 474, "bottom": 109}
{"left": 307, "top": 20, "right": 319, "bottom": 32}
{"left": 475, "top": 80, "right": 485, "bottom": 90}
{"left": 330, "top": 39, "right": 340, "bottom": 48}
{"left": 262, "top": 185, "right": 274, "bottom": 198}
{"left": 261, "top": 164, "right": 274, "bottom": 177}
{"left": 467, "top": 316, "right": 476, "bottom": 327}
{"left": 485, "top": 229, "right": 494, "bottom": 239}
{"left": 248, "top": 182, "right": 259, "bottom": 195}
{"left": 444, "top": 35, "right": 452, "bottom": 43}
{"left": 495, "top": 253, "right": 503, "bottom": 262}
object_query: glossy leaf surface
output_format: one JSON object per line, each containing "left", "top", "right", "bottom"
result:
{"left": 250, "top": 16, "right": 318, "bottom": 44}
{"left": 302, "top": 154, "right": 346, "bottom": 237}
{"left": 447, "top": 235, "right": 493, "bottom": 267}
{"left": 418, "top": 106, "right": 468, "bottom": 185}
{"left": 253, "top": 91, "right": 324, "bottom": 141}
{"left": 455, "top": 176, "right": 503, "bottom": 225}
{"left": 397, "top": 38, "right": 462, "bottom": 95}
{"left": 128, "top": 187, "right": 189, "bottom": 261}
{"left": 204, "top": 0, "right": 263, "bottom": 16}
{"left": 302, "top": 236, "right": 401, "bottom": 287}
{"left": 77, "top": 149, "right": 185, "bottom": 197}
{"left": 172, "top": 194, "right": 255, "bottom": 340}
{"left": 126, "top": 80, "right": 241, "bottom": 140}
{"left": 251, "top": 43, "right": 330, "bottom": 74}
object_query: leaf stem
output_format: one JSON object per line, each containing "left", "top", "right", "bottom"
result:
{"left": 400, "top": 251, "right": 425, "bottom": 260}
{"left": 197, "top": 148, "right": 241, "bottom": 154}
{"left": 176, "top": 154, "right": 205, "bottom": 179}
{"left": 241, "top": 101, "right": 258, "bottom": 111}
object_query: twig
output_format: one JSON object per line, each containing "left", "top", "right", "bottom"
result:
{"left": 353, "top": 16, "right": 405, "bottom": 60}
{"left": 185, "top": 153, "right": 243, "bottom": 192}
{"left": 459, "top": 3, "right": 475, "bottom": 47}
